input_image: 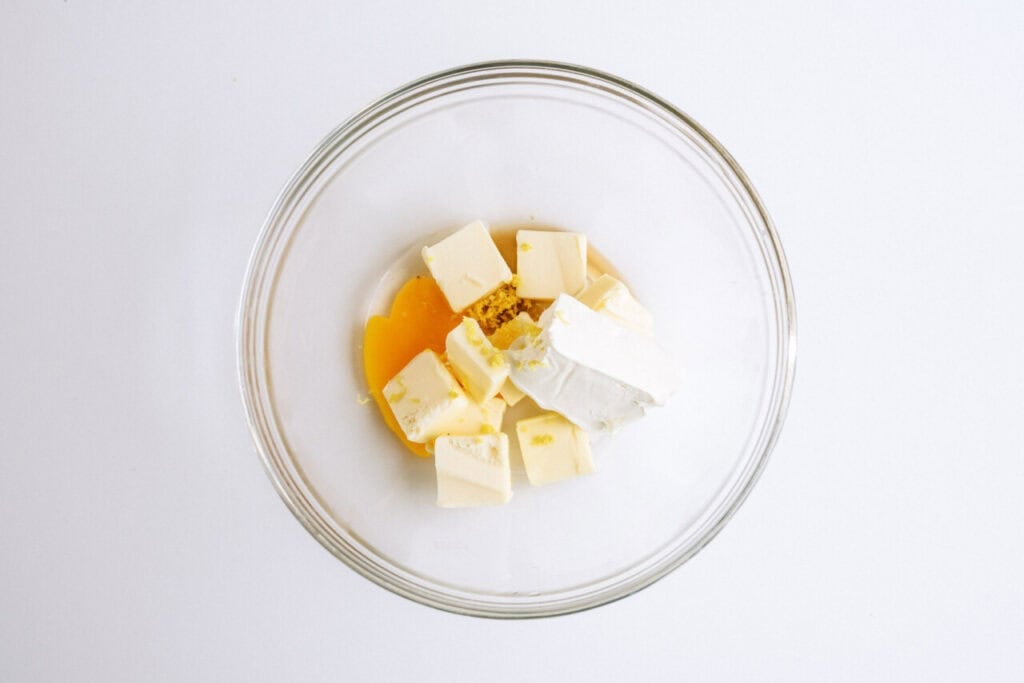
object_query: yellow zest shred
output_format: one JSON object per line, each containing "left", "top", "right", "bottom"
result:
{"left": 464, "top": 282, "right": 538, "bottom": 334}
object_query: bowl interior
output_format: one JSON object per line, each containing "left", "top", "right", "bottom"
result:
{"left": 241, "top": 63, "right": 793, "bottom": 616}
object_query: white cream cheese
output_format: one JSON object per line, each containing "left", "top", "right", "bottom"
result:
{"left": 506, "top": 294, "right": 680, "bottom": 432}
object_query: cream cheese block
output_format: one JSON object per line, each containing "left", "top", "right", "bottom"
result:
{"left": 506, "top": 294, "right": 680, "bottom": 432}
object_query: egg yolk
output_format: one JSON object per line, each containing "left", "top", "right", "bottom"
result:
{"left": 363, "top": 276, "right": 462, "bottom": 457}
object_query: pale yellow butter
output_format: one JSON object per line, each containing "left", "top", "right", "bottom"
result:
{"left": 576, "top": 274, "right": 653, "bottom": 333}
{"left": 515, "top": 412, "right": 594, "bottom": 486}
{"left": 446, "top": 317, "right": 509, "bottom": 403}
{"left": 422, "top": 220, "right": 513, "bottom": 312}
{"left": 383, "top": 350, "right": 470, "bottom": 443}
{"left": 497, "top": 378, "right": 526, "bottom": 406}
{"left": 515, "top": 230, "right": 587, "bottom": 300}
{"left": 446, "top": 396, "right": 506, "bottom": 436}
{"left": 435, "top": 433, "right": 512, "bottom": 507}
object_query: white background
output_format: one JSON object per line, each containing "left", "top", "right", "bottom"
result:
{"left": 2, "top": 2, "right": 1022, "bottom": 680}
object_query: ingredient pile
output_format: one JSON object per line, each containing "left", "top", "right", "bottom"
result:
{"left": 363, "top": 220, "right": 680, "bottom": 508}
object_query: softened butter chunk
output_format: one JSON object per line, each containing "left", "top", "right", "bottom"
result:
{"left": 422, "top": 221, "right": 513, "bottom": 312}
{"left": 435, "top": 433, "right": 512, "bottom": 507}
{"left": 384, "top": 350, "right": 470, "bottom": 443}
{"left": 515, "top": 230, "right": 587, "bottom": 300}
{"left": 498, "top": 378, "right": 526, "bottom": 406}
{"left": 485, "top": 312, "right": 537, "bottom": 405}
{"left": 576, "top": 274, "right": 653, "bottom": 333}
{"left": 515, "top": 413, "right": 594, "bottom": 486}
{"left": 446, "top": 317, "right": 509, "bottom": 403}
{"left": 446, "top": 396, "right": 506, "bottom": 436}
{"left": 506, "top": 294, "right": 680, "bottom": 432}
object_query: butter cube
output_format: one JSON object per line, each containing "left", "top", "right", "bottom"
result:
{"left": 435, "top": 433, "right": 512, "bottom": 507}
{"left": 422, "top": 221, "right": 513, "bottom": 312}
{"left": 515, "top": 230, "right": 587, "bottom": 300}
{"left": 515, "top": 413, "right": 594, "bottom": 486}
{"left": 498, "top": 378, "right": 526, "bottom": 406}
{"left": 488, "top": 312, "right": 540, "bottom": 350}
{"left": 576, "top": 274, "right": 653, "bottom": 333}
{"left": 383, "top": 350, "right": 469, "bottom": 443}
{"left": 447, "top": 396, "right": 506, "bottom": 436}
{"left": 446, "top": 317, "right": 509, "bottom": 403}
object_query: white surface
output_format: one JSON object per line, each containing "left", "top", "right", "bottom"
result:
{"left": 1, "top": 1, "right": 1022, "bottom": 680}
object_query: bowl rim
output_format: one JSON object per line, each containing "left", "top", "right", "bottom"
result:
{"left": 237, "top": 59, "right": 797, "bottom": 618}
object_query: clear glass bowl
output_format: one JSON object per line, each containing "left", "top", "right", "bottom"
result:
{"left": 238, "top": 61, "right": 796, "bottom": 618}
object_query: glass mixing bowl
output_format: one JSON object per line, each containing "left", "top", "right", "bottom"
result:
{"left": 238, "top": 61, "right": 796, "bottom": 618}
